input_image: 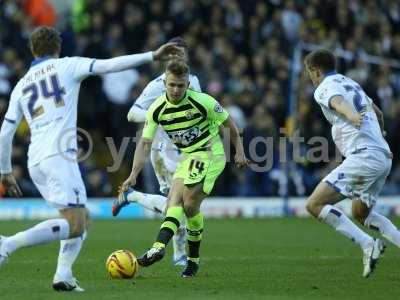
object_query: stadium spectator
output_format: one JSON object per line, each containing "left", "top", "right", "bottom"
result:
{"left": 24, "top": 0, "right": 57, "bottom": 27}
{"left": 101, "top": 46, "right": 140, "bottom": 142}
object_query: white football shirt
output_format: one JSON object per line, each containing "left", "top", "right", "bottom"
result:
{"left": 4, "top": 56, "right": 94, "bottom": 167}
{"left": 314, "top": 72, "right": 391, "bottom": 157}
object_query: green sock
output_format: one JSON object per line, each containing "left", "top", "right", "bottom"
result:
{"left": 187, "top": 212, "right": 204, "bottom": 263}
{"left": 155, "top": 206, "right": 184, "bottom": 246}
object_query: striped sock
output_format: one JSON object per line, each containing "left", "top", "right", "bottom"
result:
{"left": 155, "top": 206, "right": 184, "bottom": 246}
{"left": 187, "top": 212, "right": 204, "bottom": 264}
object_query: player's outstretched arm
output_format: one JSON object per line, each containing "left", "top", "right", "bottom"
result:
{"left": 120, "top": 138, "right": 152, "bottom": 192}
{"left": 91, "top": 43, "right": 183, "bottom": 75}
{"left": 330, "top": 95, "right": 363, "bottom": 129}
{"left": 127, "top": 105, "right": 147, "bottom": 123}
{"left": 222, "top": 116, "right": 248, "bottom": 168}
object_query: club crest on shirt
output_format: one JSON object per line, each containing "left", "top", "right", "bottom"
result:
{"left": 214, "top": 103, "right": 223, "bottom": 113}
{"left": 185, "top": 110, "right": 196, "bottom": 119}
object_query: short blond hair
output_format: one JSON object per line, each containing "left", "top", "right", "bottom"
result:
{"left": 166, "top": 59, "right": 189, "bottom": 77}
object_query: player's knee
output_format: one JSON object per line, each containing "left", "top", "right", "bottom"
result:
{"left": 183, "top": 202, "right": 199, "bottom": 218}
{"left": 85, "top": 208, "right": 91, "bottom": 231}
{"left": 68, "top": 217, "right": 85, "bottom": 238}
{"left": 61, "top": 208, "right": 87, "bottom": 238}
{"left": 168, "top": 195, "right": 182, "bottom": 208}
{"left": 306, "top": 199, "right": 319, "bottom": 218}
{"left": 354, "top": 215, "right": 366, "bottom": 225}
{"left": 352, "top": 202, "right": 370, "bottom": 225}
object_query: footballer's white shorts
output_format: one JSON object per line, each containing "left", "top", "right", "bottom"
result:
{"left": 323, "top": 147, "right": 392, "bottom": 207}
{"left": 150, "top": 130, "right": 181, "bottom": 194}
{"left": 28, "top": 153, "right": 87, "bottom": 209}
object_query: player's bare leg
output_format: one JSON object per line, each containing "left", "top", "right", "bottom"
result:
{"left": 306, "top": 182, "right": 383, "bottom": 278}
{"left": 137, "top": 179, "right": 185, "bottom": 267}
{"left": 353, "top": 200, "right": 400, "bottom": 247}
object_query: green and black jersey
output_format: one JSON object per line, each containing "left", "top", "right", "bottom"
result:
{"left": 142, "top": 89, "right": 229, "bottom": 153}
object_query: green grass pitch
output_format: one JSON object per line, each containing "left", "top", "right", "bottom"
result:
{"left": 0, "top": 218, "right": 399, "bottom": 300}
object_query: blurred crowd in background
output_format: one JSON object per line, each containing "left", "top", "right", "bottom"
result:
{"left": 1, "top": 0, "right": 400, "bottom": 198}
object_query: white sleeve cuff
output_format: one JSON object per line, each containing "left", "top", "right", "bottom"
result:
{"left": 147, "top": 51, "right": 154, "bottom": 62}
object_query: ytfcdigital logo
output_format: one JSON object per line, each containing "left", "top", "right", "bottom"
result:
{"left": 57, "top": 126, "right": 342, "bottom": 173}
{"left": 58, "top": 127, "right": 93, "bottom": 163}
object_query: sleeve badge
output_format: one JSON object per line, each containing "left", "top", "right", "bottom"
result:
{"left": 214, "top": 103, "right": 223, "bottom": 113}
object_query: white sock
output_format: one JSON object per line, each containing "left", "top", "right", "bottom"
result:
{"left": 173, "top": 219, "right": 187, "bottom": 260}
{"left": 127, "top": 191, "right": 167, "bottom": 214}
{"left": 1, "top": 219, "right": 70, "bottom": 255}
{"left": 319, "top": 205, "right": 373, "bottom": 249}
{"left": 365, "top": 211, "right": 400, "bottom": 247}
{"left": 55, "top": 231, "right": 87, "bottom": 280}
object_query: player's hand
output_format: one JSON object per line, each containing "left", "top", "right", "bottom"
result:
{"left": 234, "top": 152, "right": 250, "bottom": 169}
{"left": 119, "top": 175, "right": 137, "bottom": 193}
{"left": 152, "top": 43, "right": 184, "bottom": 61}
{"left": 349, "top": 112, "right": 363, "bottom": 129}
{"left": 0, "top": 174, "right": 23, "bottom": 197}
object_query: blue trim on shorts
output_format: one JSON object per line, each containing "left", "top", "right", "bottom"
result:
{"left": 324, "top": 180, "right": 341, "bottom": 193}
{"left": 350, "top": 147, "right": 367, "bottom": 154}
{"left": 67, "top": 203, "right": 85, "bottom": 208}
{"left": 133, "top": 103, "right": 144, "bottom": 109}
{"left": 66, "top": 148, "right": 78, "bottom": 153}
{"left": 324, "top": 180, "right": 349, "bottom": 199}
{"left": 89, "top": 59, "right": 96, "bottom": 73}
{"left": 5, "top": 118, "right": 16, "bottom": 124}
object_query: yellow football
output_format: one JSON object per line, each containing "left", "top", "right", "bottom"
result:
{"left": 106, "top": 250, "right": 139, "bottom": 279}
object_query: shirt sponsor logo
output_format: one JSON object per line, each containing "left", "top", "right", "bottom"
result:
{"left": 169, "top": 126, "right": 201, "bottom": 146}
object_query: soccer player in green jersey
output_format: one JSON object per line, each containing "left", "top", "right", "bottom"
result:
{"left": 120, "top": 59, "right": 248, "bottom": 277}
